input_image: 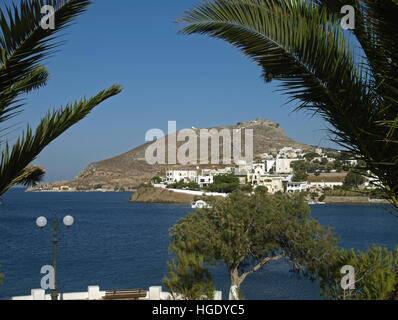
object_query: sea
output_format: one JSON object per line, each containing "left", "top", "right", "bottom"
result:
{"left": 0, "top": 188, "right": 397, "bottom": 300}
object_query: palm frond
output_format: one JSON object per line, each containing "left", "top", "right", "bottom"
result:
{"left": 0, "top": 0, "right": 91, "bottom": 123}
{"left": 0, "top": 66, "right": 49, "bottom": 124}
{"left": 0, "top": 84, "right": 122, "bottom": 195}
{"left": 11, "top": 165, "right": 45, "bottom": 187}
{"left": 179, "top": 0, "right": 398, "bottom": 208}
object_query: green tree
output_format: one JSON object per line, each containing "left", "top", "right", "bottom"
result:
{"left": 207, "top": 174, "right": 240, "bottom": 193}
{"left": 344, "top": 171, "right": 366, "bottom": 188}
{"left": 254, "top": 185, "right": 268, "bottom": 194}
{"left": 151, "top": 176, "right": 163, "bottom": 184}
{"left": 164, "top": 240, "right": 215, "bottom": 300}
{"left": 333, "top": 160, "right": 343, "bottom": 172}
{"left": 292, "top": 171, "right": 309, "bottom": 182}
{"left": 169, "top": 191, "right": 338, "bottom": 299}
{"left": 178, "top": 0, "right": 398, "bottom": 210}
{"left": 304, "top": 153, "right": 320, "bottom": 161}
{"left": 186, "top": 181, "right": 201, "bottom": 191}
{"left": 238, "top": 183, "right": 253, "bottom": 193}
{"left": 320, "top": 158, "right": 329, "bottom": 166}
{"left": 0, "top": 0, "right": 122, "bottom": 195}
{"left": 319, "top": 246, "right": 398, "bottom": 300}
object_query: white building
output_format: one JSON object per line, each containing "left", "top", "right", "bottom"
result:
{"left": 266, "top": 160, "right": 276, "bottom": 173}
{"left": 165, "top": 170, "right": 197, "bottom": 184}
{"left": 308, "top": 182, "right": 343, "bottom": 189}
{"left": 315, "top": 148, "right": 324, "bottom": 155}
{"left": 194, "top": 176, "right": 214, "bottom": 188}
{"left": 344, "top": 160, "right": 358, "bottom": 166}
{"left": 252, "top": 163, "right": 266, "bottom": 175}
{"left": 275, "top": 159, "right": 298, "bottom": 174}
{"left": 286, "top": 182, "right": 309, "bottom": 193}
{"left": 260, "top": 153, "right": 273, "bottom": 160}
{"left": 235, "top": 160, "right": 252, "bottom": 176}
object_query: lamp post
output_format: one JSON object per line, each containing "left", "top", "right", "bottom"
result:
{"left": 36, "top": 211, "right": 74, "bottom": 300}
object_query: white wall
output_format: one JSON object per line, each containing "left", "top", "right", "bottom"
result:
{"left": 12, "top": 286, "right": 222, "bottom": 301}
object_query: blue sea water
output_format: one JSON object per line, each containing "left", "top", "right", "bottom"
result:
{"left": 0, "top": 189, "right": 397, "bottom": 300}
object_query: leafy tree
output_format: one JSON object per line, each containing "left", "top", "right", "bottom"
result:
{"left": 292, "top": 171, "right": 309, "bottom": 182}
{"left": 254, "top": 185, "right": 268, "bottom": 194}
{"left": 311, "top": 192, "right": 319, "bottom": 201}
{"left": 151, "top": 176, "right": 163, "bottom": 184}
{"left": 186, "top": 181, "right": 201, "bottom": 191}
{"left": 320, "top": 158, "right": 329, "bottom": 166}
{"left": 169, "top": 191, "right": 338, "bottom": 298}
{"left": 304, "top": 153, "right": 320, "bottom": 161}
{"left": 238, "top": 183, "right": 253, "bottom": 193}
{"left": 291, "top": 160, "right": 308, "bottom": 172}
{"left": 206, "top": 174, "right": 239, "bottom": 193}
{"left": 344, "top": 171, "right": 366, "bottom": 188}
{"left": 319, "top": 246, "right": 398, "bottom": 300}
{"left": 333, "top": 160, "right": 343, "bottom": 172}
{"left": 168, "top": 180, "right": 201, "bottom": 190}
{"left": 0, "top": 0, "right": 122, "bottom": 195}
{"left": 178, "top": 0, "right": 398, "bottom": 210}
{"left": 164, "top": 240, "right": 215, "bottom": 300}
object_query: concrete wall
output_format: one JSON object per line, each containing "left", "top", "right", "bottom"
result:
{"left": 12, "top": 286, "right": 222, "bottom": 301}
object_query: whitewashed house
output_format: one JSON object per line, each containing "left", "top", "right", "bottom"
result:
{"left": 165, "top": 170, "right": 197, "bottom": 184}
{"left": 266, "top": 160, "right": 276, "bottom": 173}
{"left": 275, "top": 159, "right": 298, "bottom": 174}
{"left": 308, "top": 182, "right": 343, "bottom": 189}
{"left": 344, "top": 159, "right": 358, "bottom": 166}
{"left": 286, "top": 182, "right": 309, "bottom": 193}
{"left": 194, "top": 176, "right": 214, "bottom": 188}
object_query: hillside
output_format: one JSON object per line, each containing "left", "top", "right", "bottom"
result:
{"left": 31, "top": 119, "right": 314, "bottom": 191}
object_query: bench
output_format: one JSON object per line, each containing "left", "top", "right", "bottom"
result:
{"left": 103, "top": 289, "right": 147, "bottom": 300}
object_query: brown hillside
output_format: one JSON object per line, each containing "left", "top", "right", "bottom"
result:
{"left": 35, "top": 119, "right": 314, "bottom": 190}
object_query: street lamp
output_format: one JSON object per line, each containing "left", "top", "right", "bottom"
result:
{"left": 36, "top": 211, "right": 74, "bottom": 300}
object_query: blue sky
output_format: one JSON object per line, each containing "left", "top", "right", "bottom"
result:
{"left": 14, "top": 0, "right": 336, "bottom": 182}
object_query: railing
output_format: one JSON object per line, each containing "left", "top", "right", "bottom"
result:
{"left": 11, "top": 285, "right": 222, "bottom": 301}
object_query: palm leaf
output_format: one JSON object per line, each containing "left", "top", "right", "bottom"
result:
{"left": 11, "top": 165, "right": 45, "bottom": 187}
{"left": 0, "top": 84, "right": 122, "bottom": 195}
{"left": 179, "top": 0, "right": 398, "bottom": 208}
{"left": 0, "top": 0, "right": 91, "bottom": 123}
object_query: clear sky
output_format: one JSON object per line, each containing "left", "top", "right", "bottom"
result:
{"left": 13, "top": 0, "right": 337, "bottom": 182}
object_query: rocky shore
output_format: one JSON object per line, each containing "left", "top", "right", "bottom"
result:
{"left": 129, "top": 186, "right": 195, "bottom": 204}
{"left": 324, "top": 196, "right": 390, "bottom": 204}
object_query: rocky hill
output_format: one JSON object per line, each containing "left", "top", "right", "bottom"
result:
{"left": 30, "top": 119, "right": 313, "bottom": 191}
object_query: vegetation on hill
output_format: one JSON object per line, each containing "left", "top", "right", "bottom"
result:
{"left": 206, "top": 174, "right": 240, "bottom": 193}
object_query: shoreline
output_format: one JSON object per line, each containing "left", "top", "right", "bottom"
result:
{"left": 23, "top": 189, "right": 390, "bottom": 205}
{"left": 25, "top": 190, "right": 136, "bottom": 193}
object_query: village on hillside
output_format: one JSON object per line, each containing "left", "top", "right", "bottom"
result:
{"left": 29, "top": 146, "right": 385, "bottom": 204}
{"left": 147, "top": 147, "right": 384, "bottom": 204}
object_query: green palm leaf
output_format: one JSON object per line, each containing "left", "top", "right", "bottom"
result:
{"left": 0, "top": 0, "right": 123, "bottom": 195}
{"left": 179, "top": 0, "right": 398, "bottom": 208}
{"left": 0, "top": 85, "right": 122, "bottom": 195}
{"left": 0, "top": 0, "right": 91, "bottom": 123}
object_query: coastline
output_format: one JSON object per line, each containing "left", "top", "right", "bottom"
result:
{"left": 25, "top": 189, "right": 136, "bottom": 193}
{"left": 24, "top": 188, "right": 390, "bottom": 205}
